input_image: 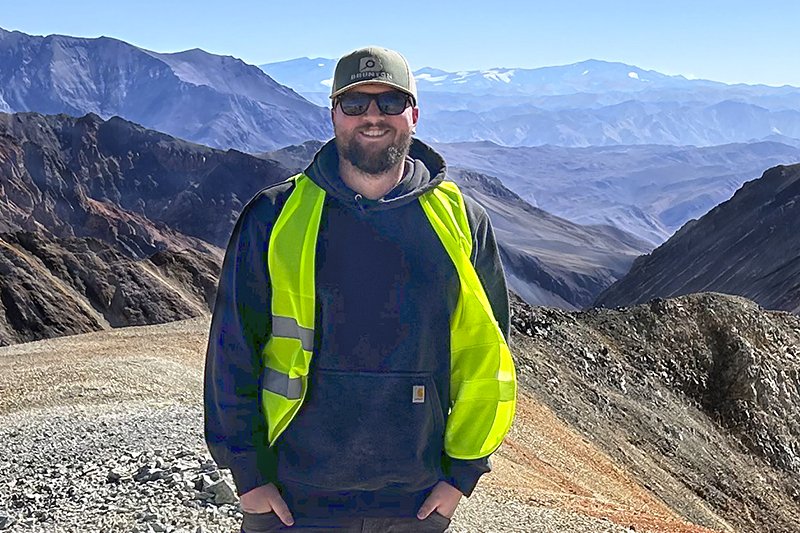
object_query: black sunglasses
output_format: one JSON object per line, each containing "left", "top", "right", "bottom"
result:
{"left": 336, "top": 91, "right": 412, "bottom": 116}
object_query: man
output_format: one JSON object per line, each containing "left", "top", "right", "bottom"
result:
{"left": 205, "top": 46, "right": 516, "bottom": 532}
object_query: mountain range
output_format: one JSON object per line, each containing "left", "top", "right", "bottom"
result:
{"left": 4, "top": 27, "right": 800, "bottom": 248}
{"left": 431, "top": 141, "right": 800, "bottom": 246}
{"left": 0, "top": 110, "right": 649, "bottom": 347}
{"left": 595, "top": 163, "right": 800, "bottom": 313}
{"left": 261, "top": 57, "right": 800, "bottom": 148}
{"left": 0, "top": 27, "right": 332, "bottom": 152}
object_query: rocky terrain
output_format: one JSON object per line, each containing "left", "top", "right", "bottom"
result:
{"left": 512, "top": 292, "right": 800, "bottom": 533}
{"left": 0, "top": 27, "right": 331, "bottom": 152}
{"left": 596, "top": 163, "right": 800, "bottom": 314}
{"left": 2, "top": 293, "right": 798, "bottom": 532}
{"left": 0, "top": 111, "right": 294, "bottom": 252}
{"left": 0, "top": 230, "right": 219, "bottom": 346}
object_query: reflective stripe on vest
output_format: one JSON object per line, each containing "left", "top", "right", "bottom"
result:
{"left": 261, "top": 174, "right": 517, "bottom": 459}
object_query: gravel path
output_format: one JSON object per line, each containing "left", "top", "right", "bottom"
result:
{"left": 0, "top": 401, "right": 635, "bottom": 533}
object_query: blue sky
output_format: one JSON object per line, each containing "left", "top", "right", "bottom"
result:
{"left": 3, "top": 0, "right": 800, "bottom": 87}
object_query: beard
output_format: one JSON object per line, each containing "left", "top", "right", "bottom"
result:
{"left": 335, "top": 124, "right": 413, "bottom": 175}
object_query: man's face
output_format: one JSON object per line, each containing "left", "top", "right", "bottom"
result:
{"left": 332, "top": 84, "right": 419, "bottom": 175}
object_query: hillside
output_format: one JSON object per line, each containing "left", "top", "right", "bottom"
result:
{"left": 596, "top": 163, "right": 800, "bottom": 313}
{"left": 432, "top": 141, "right": 800, "bottom": 246}
{"left": 0, "top": 231, "right": 219, "bottom": 346}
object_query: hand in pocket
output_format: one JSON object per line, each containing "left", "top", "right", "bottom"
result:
{"left": 240, "top": 483, "right": 295, "bottom": 526}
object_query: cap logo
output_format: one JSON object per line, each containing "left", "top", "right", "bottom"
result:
{"left": 359, "top": 56, "right": 382, "bottom": 73}
{"left": 351, "top": 55, "right": 394, "bottom": 82}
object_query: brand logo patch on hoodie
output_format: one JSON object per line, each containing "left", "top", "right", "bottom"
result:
{"left": 412, "top": 385, "right": 425, "bottom": 403}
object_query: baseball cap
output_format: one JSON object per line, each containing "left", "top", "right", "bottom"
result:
{"left": 330, "top": 46, "right": 417, "bottom": 106}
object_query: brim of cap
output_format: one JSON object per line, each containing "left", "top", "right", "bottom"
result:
{"left": 330, "top": 79, "right": 417, "bottom": 104}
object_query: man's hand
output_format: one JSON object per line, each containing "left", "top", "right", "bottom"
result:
{"left": 240, "top": 483, "right": 295, "bottom": 526}
{"left": 417, "top": 481, "right": 463, "bottom": 520}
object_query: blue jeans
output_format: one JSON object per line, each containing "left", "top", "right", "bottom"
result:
{"left": 240, "top": 512, "right": 451, "bottom": 532}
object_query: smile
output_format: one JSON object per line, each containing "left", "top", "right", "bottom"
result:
{"left": 360, "top": 129, "right": 390, "bottom": 138}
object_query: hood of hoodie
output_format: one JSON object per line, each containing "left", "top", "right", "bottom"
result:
{"left": 303, "top": 138, "right": 447, "bottom": 212}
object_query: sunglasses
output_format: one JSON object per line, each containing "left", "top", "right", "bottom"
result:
{"left": 336, "top": 91, "right": 412, "bottom": 116}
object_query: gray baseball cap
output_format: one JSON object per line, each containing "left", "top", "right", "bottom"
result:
{"left": 330, "top": 46, "right": 417, "bottom": 105}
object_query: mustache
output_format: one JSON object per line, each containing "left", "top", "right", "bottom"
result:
{"left": 356, "top": 121, "right": 394, "bottom": 131}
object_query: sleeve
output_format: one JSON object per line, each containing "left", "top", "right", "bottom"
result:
{"left": 204, "top": 193, "right": 280, "bottom": 496}
{"left": 442, "top": 196, "right": 511, "bottom": 497}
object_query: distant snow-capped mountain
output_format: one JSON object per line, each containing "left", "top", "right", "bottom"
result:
{"left": 259, "top": 57, "right": 795, "bottom": 100}
{"left": 260, "top": 57, "right": 800, "bottom": 148}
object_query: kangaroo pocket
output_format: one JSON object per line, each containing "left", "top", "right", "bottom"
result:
{"left": 276, "top": 370, "right": 445, "bottom": 492}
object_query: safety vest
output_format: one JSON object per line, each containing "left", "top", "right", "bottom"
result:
{"left": 260, "top": 174, "right": 516, "bottom": 460}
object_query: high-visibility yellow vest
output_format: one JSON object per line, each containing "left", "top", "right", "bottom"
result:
{"left": 261, "top": 174, "right": 516, "bottom": 460}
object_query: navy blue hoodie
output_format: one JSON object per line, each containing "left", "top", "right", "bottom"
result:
{"left": 204, "top": 139, "right": 510, "bottom": 518}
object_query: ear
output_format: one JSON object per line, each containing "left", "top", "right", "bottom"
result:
{"left": 411, "top": 106, "right": 419, "bottom": 126}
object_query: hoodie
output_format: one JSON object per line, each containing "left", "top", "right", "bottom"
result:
{"left": 204, "top": 139, "right": 510, "bottom": 518}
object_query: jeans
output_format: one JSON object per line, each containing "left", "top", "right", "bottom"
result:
{"left": 240, "top": 512, "right": 451, "bottom": 532}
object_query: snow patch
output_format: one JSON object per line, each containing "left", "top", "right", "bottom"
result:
{"left": 416, "top": 73, "right": 448, "bottom": 83}
{"left": 583, "top": 70, "right": 589, "bottom": 75}
{"left": 321, "top": 78, "right": 333, "bottom": 87}
{"left": 628, "top": 72, "right": 640, "bottom": 80}
{"left": 772, "top": 126, "right": 783, "bottom": 134}
{"left": 483, "top": 69, "right": 514, "bottom": 83}
{"left": 317, "top": 63, "right": 325, "bottom": 67}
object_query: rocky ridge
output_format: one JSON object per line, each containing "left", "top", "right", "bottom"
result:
{"left": 0, "top": 110, "right": 648, "bottom": 334}
{"left": 595, "top": 163, "right": 800, "bottom": 313}
{"left": 512, "top": 292, "right": 800, "bottom": 532}
{"left": 0, "top": 111, "right": 292, "bottom": 252}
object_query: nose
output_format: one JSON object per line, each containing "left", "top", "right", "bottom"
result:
{"left": 363, "top": 98, "right": 383, "bottom": 117}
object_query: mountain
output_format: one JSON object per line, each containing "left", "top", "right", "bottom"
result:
{"left": 594, "top": 163, "right": 800, "bottom": 313}
{"left": 451, "top": 168, "right": 650, "bottom": 309}
{"left": 262, "top": 142, "right": 651, "bottom": 310}
{"left": 0, "top": 231, "right": 218, "bottom": 346}
{"left": 257, "top": 57, "right": 337, "bottom": 106}
{"left": 0, "top": 111, "right": 295, "bottom": 253}
{"left": 261, "top": 58, "right": 729, "bottom": 100}
{"left": 432, "top": 141, "right": 800, "bottom": 246}
{"left": 0, "top": 27, "right": 332, "bottom": 152}
{"left": 0, "top": 110, "right": 645, "bottom": 344}
{"left": 261, "top": 57, "right": 800, "bottom": 148}
{"left": 0, "top": 110, "right": 303, "bottom": 344}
